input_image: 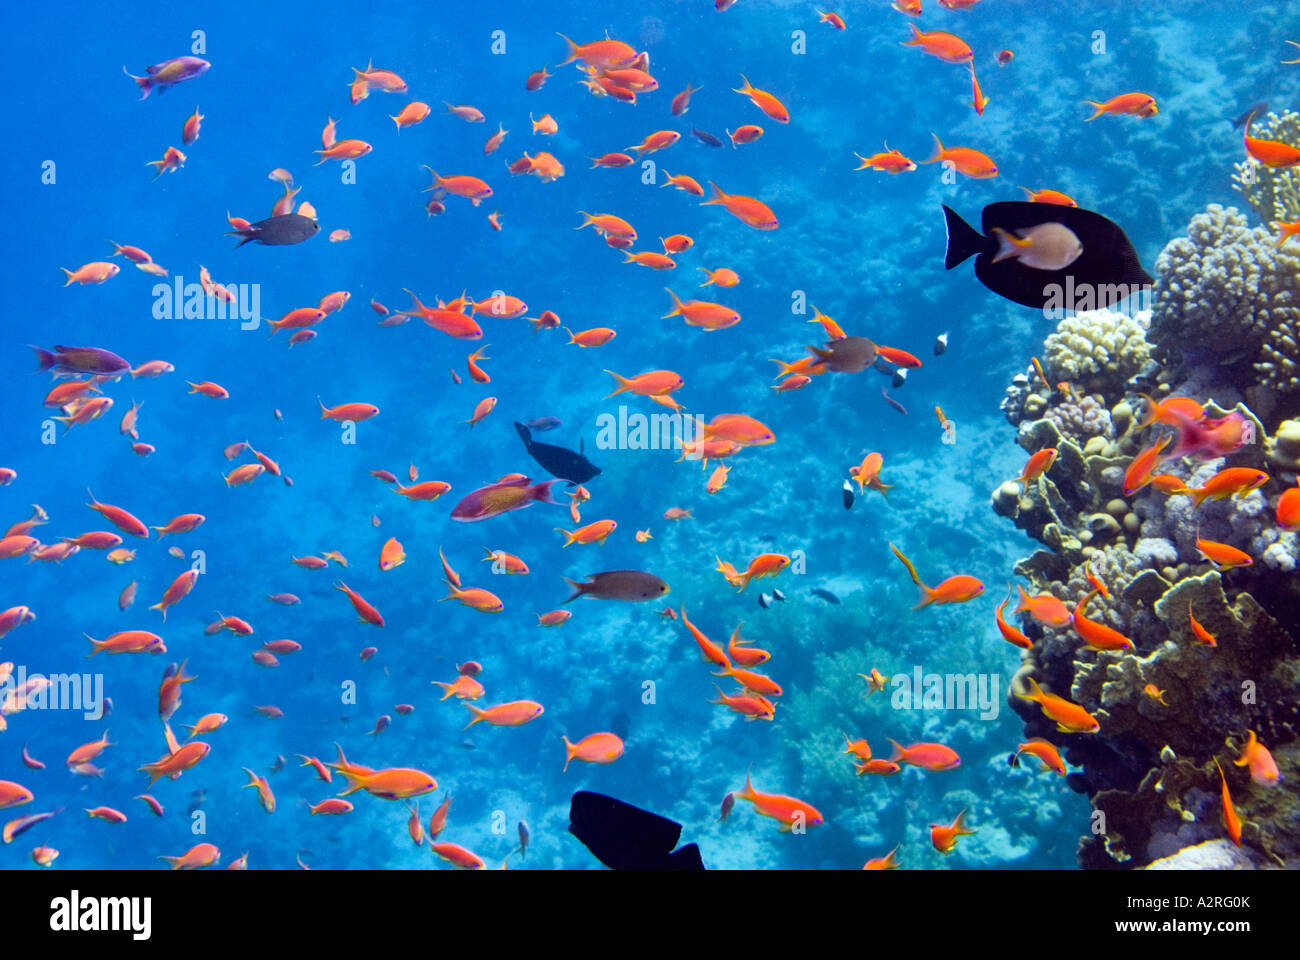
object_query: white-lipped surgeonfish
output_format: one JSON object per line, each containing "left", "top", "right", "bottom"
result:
{"left": 942, "top": 202, "right": 1152, "bottom": 310}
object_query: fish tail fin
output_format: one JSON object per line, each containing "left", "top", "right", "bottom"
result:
{"left": 432, "top": 681, "right": 455, "bottom": 701}
{"left": 438, "top": 577, "right": 461, "bottom": 602}
{"left": 529, "top": 479, "right": 562, "bottom": 506}
{"left": 1082, "top": 100, "right": 1105, "bottom": 121}
{"left": 1136, "top": 392, "right": 1161, "bottom": 428}
{"left": 901, "top": 22, "right": 923, "bottom": 45}
{"left": 554, "top": 528, "right": 576, "bottom": 548}
{"left": 556, "top": 32, "right": 582, "bottom": 66}
{"left": 462, "top": 703, "right": 486, "bottom": 730}
{"left": 31, "top": 346, "right": 55, "bottom": 370}
{"left": 737, "top": 766, "right": 757, "bottom": 803}
{"left": 60, "top": 268, "right": 76, "bottom": 287}
{"left": 924, "top": 132, "right": 945, "bottom": 163}
{"left": 887, "top": 739, "right": 905, "bottom": 763}
{"left": 941, "top": 204, "right": 987, "bottom": 269}
{"left": 662, "top": 287, "right": 685, "bottom": 317}
{"left": 562, "top": 577, "right": 588, "bottom": 604}
{"left": 562, "top": 735, "right": 576, "bottom": 772}
{"left": 602, "top": 369, "right": 631, "bottom": 398}
{"left": 732, "top": 73, "right": 752, "bottom": 95}
{"left": 124, "top": 66, "right": 151, "bottom": 99}
{"left": 954, "top": 810, "right": 974, "bottom": 835}
{"left": 334, "top": 769, "right": 367, "bottom": 797}
{"left": 1017, "top": 677, "right": 1044, "bottom": 702}
{"left": 701, "top": 180, "right": 725, "bottom": 206}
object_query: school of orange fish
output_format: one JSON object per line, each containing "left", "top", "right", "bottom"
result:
{"left": 3, "top": 6, "right": 1299, "bottom": 870}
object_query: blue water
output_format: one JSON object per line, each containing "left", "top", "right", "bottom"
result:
{"left": 1, "top": 0, "right": 1295, "bottom": 870}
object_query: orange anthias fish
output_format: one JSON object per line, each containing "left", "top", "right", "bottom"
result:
{"left": 431, "top": 842, "right": 485, "bottom": 870}
{"left": 888, "top": 740, "right": 961, "bottom": 771}
{"left": 562, "top": 732, "right": 625, "bottom": 771}
{"left": 922, "top": 134, "right": 997, "bottom": 178}
{"left": 700, "top": 181, "right": 778, "bottom": 230}
{"left": 732, "top": 74, "right": 789, "bottom": 123}
{"left": 1188, "top": 605, "right": 1218, "bottom": 646}
{"left": 1234, "top": 729, "right": 1280, "bottom": 787}
{"left": 1071, "top": 590, "right": 1134, "bottom": 652}
{"left": 900, "top": 23, "right": 973, "bottom": 63}
{"left": 1183, "top": 467, "right": 1270, "bottom": 507}
{"left": 889, "top": 542, "right": 984, "bottom": 609}
{"left": 1083, "top": 92, "right": 1158, "bottom": 120}
{"left": 1277, "top": 483, "right": 1300, "bottom": 530}
{"left": 433, "top": 674, "right": 484, "bottom": 701}
{"left": 1242, "top": 110, "right": 1300, "bottom": 168}
{"left": 850, "top": 452, "right": 894, "bottom": 497}
{"left": 160, "top": 842, "right": 221, "bottom": 870}
{"left": 1014, "top": 447, "right": 1058, "bottom": 491}
{"left": 681, "top": 607, "right": 731, "bottom": 668}
{"left": 967, "top": 62, "right": 989, "bottom": 115}
{"left": 604, "top": 369, "right": 683, "bottom": 398}
{"left": 995, "top": 586, "right": 1033, "bottom": 650}
{"left": 734, "top": 771, "right": 823, "bottom": 831}
{"left": 440, "top": 579, "right": 504, "bottom": 613}
{"left": 1137, "top": 393, "right": 1204, "bottom": 428}
{"left": 1012, "top": 584, "right": 1071, "bottom": 627}
{"left": 1276, "top": 217, "right": 1300, "bottom": 249}
{"left": 1214, "top": 758, "right": 1243, "bottom": 847}
{"left": 1196, "top": 534, "right": 1252, "bottom": 570}
{"left": 930, "top": 810, "right": 976, "bottom": 854}
{"left": 843, "top": 734, "right": 872, "bottom": 762}
{"left": 139, "top": 739, "right": 210, "bottom": 787}
{"left": 463, "top": 700, "right": 544, "bottom": 729}
{"left": 334, "top": 581, "right": 385, "bottom": 626}
{"left": 1012, "top": 739, "right": 1066, "bottom": 776}
{"left": 663, "top": 288, "right": 740, "bottom": 330}
{"left": 710, "top": 685, "right": 775, "bottom": 721}
{"left": 718, "top": 553, "right": 790, "bottom": 593}
{"left": 1021, "top": 186, "right": 1077, "bottom": 206}
{"left": 853, "top": 144, "right": 916, "bottom": 173}
{"left": 863, "top": 846, "right": 900, "bottom": 870}
{"left": 1122, "top": 435, "right": 1172, "bottom": 495}
{"left": 241, "top": 767, "right": 276, "bottom": 813}
{"left": 1016, "top": 678, "right": 1100, "bottom": 734}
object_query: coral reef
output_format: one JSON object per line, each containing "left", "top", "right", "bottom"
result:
{"left": 1042, "top": 309, "right": 1152, "bottom": 395}
{"left": 994, "top": 251, "right": 1300, "bottom": 868}
{"left": 1148, "top": 205, "right": 1300, "bottom": 396}
{"left": 1232, "top": 110, "right": 1300, "bottom": 225}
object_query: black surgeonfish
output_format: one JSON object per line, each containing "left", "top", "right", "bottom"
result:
{"left": 942, "top": 202, "right": 1152, "bottom": 310}
{"left": 228, "top": 213, "right": 320, "bottom": 247}
{"left": 568, "top": 791, "right": 705, "bottom": 870}
{"left": 515, "top": 421, "right": 601, "bottom": 485}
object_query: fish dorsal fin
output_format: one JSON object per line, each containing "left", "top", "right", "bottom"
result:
{"left": 580, "top": 437, "right": 585, "bottom": 454}
{"left": 163, "top": 722, "right": 180, "bottom": 756}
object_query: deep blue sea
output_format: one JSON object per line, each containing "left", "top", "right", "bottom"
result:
{"left": 1, "top": 0, "right": 1296, "bottom": 870}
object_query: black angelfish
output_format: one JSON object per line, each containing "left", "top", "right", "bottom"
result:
{"left": 942, "top": 202, "right": 1152, "bottom": 311}
{"left": 568, "top": 791, "right": 705, "bottom": 870}
{"left": 228, "top": 213, "right": 320, "bottom": 248}
{"left": 515, "top": 421, "right": 601, "bottom": 485}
